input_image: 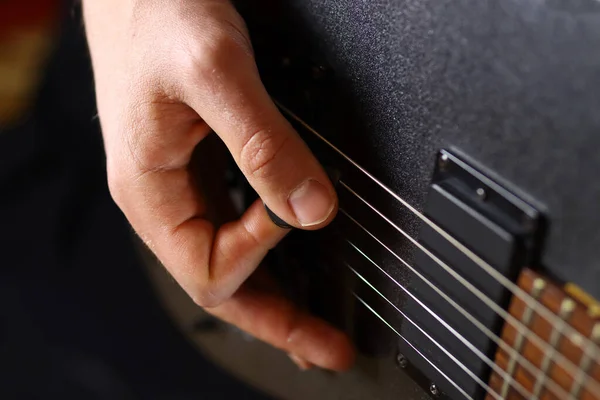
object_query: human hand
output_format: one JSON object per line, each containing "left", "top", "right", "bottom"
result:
{"left": 83, "top": 0, "right": 354, "bottom": 370}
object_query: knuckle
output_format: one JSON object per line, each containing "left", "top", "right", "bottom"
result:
{"left": 239, "top": 128, "right": 289, "bottom": 179}
{"left": 190, "top": 284, "right": 222, "bottom": 309}
{"left": 187, "top": 43, "right": 218, "bottom": 78}
{"left": 187, "top": 33, "right": 250, "bottom": 80}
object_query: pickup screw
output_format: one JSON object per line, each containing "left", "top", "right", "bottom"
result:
{"left": 476, "top": 187, "right": 487, "bottom": 201}
{"left": 396, "top": 353, "right": 408, "bottom": 369}
{"left": 429, "top": 383, "right": 440, "bottom": 397}
{"left": 438, "top": 154, "right": 449, "bottom": 170}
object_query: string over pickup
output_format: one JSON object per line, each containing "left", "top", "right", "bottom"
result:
{"left": 397, "top": 149, "right": 547, "bottom": 400}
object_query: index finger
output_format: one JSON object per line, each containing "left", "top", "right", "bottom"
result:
{"left": 206, "top": 282, "right": 356, "bottom": 371}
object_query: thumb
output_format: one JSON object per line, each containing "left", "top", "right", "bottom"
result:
{"left": 185, "top": 24, "right": 337, "bottom": 229}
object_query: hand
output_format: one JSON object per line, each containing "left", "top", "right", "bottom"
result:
{"left": 83, "top": 0, "right": 354, "bottom": 370}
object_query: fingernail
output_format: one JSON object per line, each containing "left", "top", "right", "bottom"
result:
{"left": 288, "top": 354, "right": 313, "bottom": 371}
{"left": 288, "top": 179, "right": 335, "bottom": 227}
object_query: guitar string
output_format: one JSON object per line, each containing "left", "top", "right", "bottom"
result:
{"left": 342, "top": 238, "right": 568, "bottom": 400}
{"left": 348, "top": 265, "right": 502, "bottom": 400}
{"left": 273, "top": 100, "right": 600, "bottom": 365}
{"left": 339, "top": 184, "right": 600, "bottom": 396}
{"left": 352, "top": 293, "right": 474, "bottom": 400}
{"left": 344, "top": 263, "right": 528, "bottom": 400}
{"left": 347, "top": 262, "right": 517, "bottom": 400}
{"left": 341, "top": 215, "right": 575, "bottom": 399}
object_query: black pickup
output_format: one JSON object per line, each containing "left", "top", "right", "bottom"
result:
{"left": 397, "top": 149, "right": 546, "bottom": 400}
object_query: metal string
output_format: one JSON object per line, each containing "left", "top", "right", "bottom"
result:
{"left": 347, "top": 262, "right": 505, "bottom": 400}
{"left": 339, "top": 184, "right": 600, "bottom": 396}
{"left": 352, "top": 293, "right": 474, "bottom": 400}
{"left": 272, "top": 100, "right": 600, "bottom": 366}
{"left": 343, "top": 240, "right": 568, "bottom": 400}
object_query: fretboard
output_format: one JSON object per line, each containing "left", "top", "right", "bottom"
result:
{"left": 487, "top": 269, "right": 600, "bottom": 400}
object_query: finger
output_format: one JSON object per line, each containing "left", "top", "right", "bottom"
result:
{"left": 109, "top": 3, "right": 337, "bottom": 306}
{"left": 107, "top": 84, "right": 299, "bottom": 305}
{"left": 289, "top": 354, "right": 314, "bottom": 371}
{"left": 182, "top": 12, "right": 338, "bottom": 229}
{"left": 205, "top": 284, "right": 355, "bottom": 371}
{"left": 114, "top": 165, "right": 289, "bottom": 305}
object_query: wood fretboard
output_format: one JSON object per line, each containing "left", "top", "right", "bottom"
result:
{"left": 487, "top": 269, "right": 600, "bottom": 400}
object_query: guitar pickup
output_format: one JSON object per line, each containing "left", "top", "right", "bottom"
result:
{"left": 397, "top": 149, "right": 546, "bottom": 400}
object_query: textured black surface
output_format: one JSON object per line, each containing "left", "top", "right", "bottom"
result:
{"left": 235, "top": 2, "right": 600, "bottom": 398}
{"left": 245, "top": 0, "right": 600, "bottom": 297}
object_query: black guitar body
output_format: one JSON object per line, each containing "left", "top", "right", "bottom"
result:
{"left": 237, "top": 0, "right": 600, "bottom": 293}
{"left": 228, "top": 2, "right": 600, "bottom": 399}
{"left": 120, "top": 2, "right": 600, "bottom": 400}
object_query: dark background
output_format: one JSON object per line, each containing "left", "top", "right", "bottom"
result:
{"left": 0, "top": 3, "right": 268, "bottom": 399}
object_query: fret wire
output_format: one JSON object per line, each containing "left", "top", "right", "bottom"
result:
{"left": 341, "top": 210, "right": 574, "bottom": 400}
{"left": 352, "top": 293, "right": 474, "bottom": 400}
{"left": 346, "top": 261, "right": 523, "bottom": 400}
{"left": 339, "top": 185, "right": 599, "bottom": 397}
{"left": 532, "top": 298, "right": 576, "bottom": 399}
{"left": 339, "top": 183, "right": 600, "bottom": 396}
{"left": 501, "top": 278, "right": 546, "bottom": 399}
{"left": 273, "top": 100, "right": 600, "bottom": 366}
{"left": 343, "top": 241, "right": 534, "bottom": 399}
{"left": 570, "top": 323, "right": 600, "bottom": 399}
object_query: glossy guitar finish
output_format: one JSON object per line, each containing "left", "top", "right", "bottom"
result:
{"left": 149, "top": 1, "right": 600, "bottom": 399}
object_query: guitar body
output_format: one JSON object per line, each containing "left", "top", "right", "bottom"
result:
{"left": 239, "top": 0, "right": 600, "bottom": 291}
{"left": 146, "top": 1, "right": 600, "bottom": 399}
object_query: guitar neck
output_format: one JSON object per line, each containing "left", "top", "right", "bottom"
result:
{"left": 489, "top": 268, "right": 600, "bottom": 400}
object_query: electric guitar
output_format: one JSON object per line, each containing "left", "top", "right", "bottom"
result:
{"left": 142, "top": 1, "right": 600, "bottom": 399}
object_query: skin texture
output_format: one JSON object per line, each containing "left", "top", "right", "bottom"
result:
{"left": 83, "top": 0, "right": 355, "bottom": 371}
